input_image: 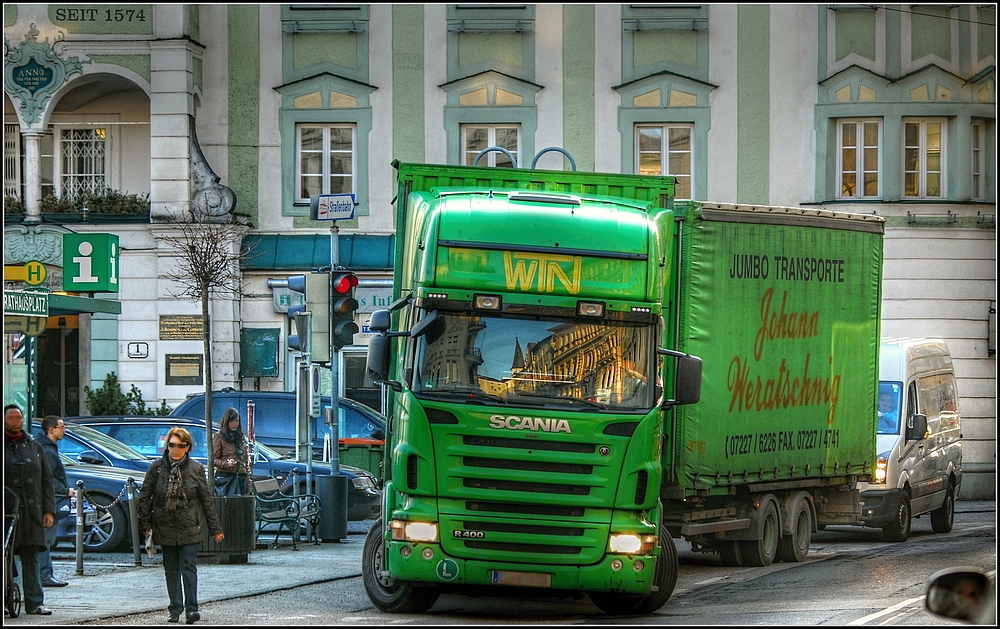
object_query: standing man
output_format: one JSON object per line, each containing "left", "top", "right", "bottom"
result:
{"left": 35, "top": 415, "right": 74, "bottom": 588}
{"left": 3, "top": 404, "right": 56, "bottom": 615}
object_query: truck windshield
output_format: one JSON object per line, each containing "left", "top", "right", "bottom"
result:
{"left": 413, "top": 312, "right": 657, "bottom": 411}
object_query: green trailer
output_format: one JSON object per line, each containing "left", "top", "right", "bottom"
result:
{"left": 363, "top": 161, "right": 883, "bottom": 614}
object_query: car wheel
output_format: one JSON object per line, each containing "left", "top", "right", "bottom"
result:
{"left": 81, "top": 494, "right": 128, "bottom": 552}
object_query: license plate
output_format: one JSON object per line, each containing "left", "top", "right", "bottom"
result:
{"left": 85, "top": 512, "right": 98, "bottom": 526}
{"left": 491, "top": 570, "right": 552, "bottom": 588}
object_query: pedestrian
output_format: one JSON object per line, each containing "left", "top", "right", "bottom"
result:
{"left": 212, "top": 407, "right": 251, "bottom": 496}
{"left": 136, "top": 426, "right": 224, "bottom": 624}
{"left": 3, "top": 403, "right": 56, "bottom": 615}
{"left": 35, "top": 415, "right": 74, "bottom": 588}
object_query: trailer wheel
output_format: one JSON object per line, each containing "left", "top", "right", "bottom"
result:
{"left": 717, "top": 540, "right": 743, "bottom": 566}
{"left": 362, "top": 521, "right": 440, "bottom": 613}
{"left": 631, "top": 533, "right": 679, "bottom": 614}
{"left": 776, "top": 498, "right": 811, "bottom": 563}
{"left": 739, "top": 501, "right": 779, "bottom": 567}
{"left": 930, "top": 482, "right": 955, "bottom": 533}
{"left": 881, "top": 494, "right": 911, "bottom": 542}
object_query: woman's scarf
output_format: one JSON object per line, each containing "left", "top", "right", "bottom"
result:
{"left": 165, "top": 455, "right": 189, "bottom": 511}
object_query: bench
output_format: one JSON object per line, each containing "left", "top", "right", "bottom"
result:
{"left": 250, "top": 478, "right": 322, "bottom": 550}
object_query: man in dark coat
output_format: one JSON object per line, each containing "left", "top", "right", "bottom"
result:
{"left": 35, "top": 415, "right": 74, "bottom": 587}
{"left": 4, "top": 404, "right": 56, "bottom": 615}
{"left": 137, "top": 426, "right": 224, "bottom": 624}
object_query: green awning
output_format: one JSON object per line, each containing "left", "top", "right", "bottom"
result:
{"left": 241, "top": 234, "right": 395, "bottom": 272}
{"left": 49, "top": 293, "right": 121, "bottom": 316}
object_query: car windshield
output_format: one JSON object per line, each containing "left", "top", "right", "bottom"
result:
{"left": 66, "top": 424, "right": 149, "bottom": 461}
{"left": 413, "top": 311, "right": 657, "bottom": 411}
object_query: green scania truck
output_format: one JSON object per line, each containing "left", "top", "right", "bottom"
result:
{"left": 363, "top": 160, "right": 883, "bottom": 614}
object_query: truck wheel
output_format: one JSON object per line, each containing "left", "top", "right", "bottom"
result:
{"left": 631, "top": 534, "right": 679, "bottom": 614}
{"left": 881, "top": 494, "right": 911, "bottom": 542}
{"left": 930, "top": 482, "right": 955, "bottom": 533}
{"left": 776, "top": 498, "right": 811, "bottom": 563}
{"left": 739, "top": 501, "right": 779, "bottom": 567}
{"left": 589, "top": 592, "right": 645, "bottom": 615}
{"left": 362, "top": 521, "right": 439, "bottom": 613}
{"left": 717, "top": 540, "right": 743, "bottom": 566}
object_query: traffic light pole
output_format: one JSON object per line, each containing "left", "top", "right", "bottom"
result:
{"left": 329, "top": 221, "right": 340, "bottom": 477}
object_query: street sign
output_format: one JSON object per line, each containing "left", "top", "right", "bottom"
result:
{"left": 4, "top": 290, "right": 49, "bottom": 317}
{"left": 312, "top": 194, "right": 356, "bottom": 221}
{"left": 4, "top": 315, "right": 48, "bottom": 336}
{"left": 62, "top": 233, "right": 120, "bottom": 293}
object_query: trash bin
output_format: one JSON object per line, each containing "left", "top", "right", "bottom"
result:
{"left": 200, "top": 495, "right": 255, "bottom": 564}
{"left": 315, "top": 474, "right": 348, "bottom": 542}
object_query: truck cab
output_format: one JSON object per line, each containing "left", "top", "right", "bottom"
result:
{"left": 859, "top": 338, "right": 962, "bottom": 541}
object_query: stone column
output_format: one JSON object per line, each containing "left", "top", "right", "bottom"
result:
{"left": 148, "top": 40, "right": 197, "bottom": 222}
{"left": 21, "top": 130, "right": 44, "bottom": 222}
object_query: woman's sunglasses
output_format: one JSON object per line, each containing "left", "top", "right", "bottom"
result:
{"left": 166, "top": 442, "right": 188, "bottom": 449}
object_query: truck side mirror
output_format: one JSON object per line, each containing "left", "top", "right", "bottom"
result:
{"left": 366, "top": 335, "right": 401, "bottom": 392}
{"left": 658, "top": 349, "right": 702, "bottom": 408}
{"left": 907, "top": 413, "right": 928, "bottom": 441}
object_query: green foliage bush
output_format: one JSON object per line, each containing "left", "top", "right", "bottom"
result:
{"left": 84, "top": 372, "right": 172, "bottom": 416}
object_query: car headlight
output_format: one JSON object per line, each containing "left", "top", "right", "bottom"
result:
{"left": 608, "top": 533, "right": 657, "bottom": 555}
{"left": 390, "top": 519, "right": 438, "bottom": 543}
{"left": 351, "top": 476, "right": 377, "bottom": 491}
{"left": 873, "top": 455, "right": 888, "bottom": 484}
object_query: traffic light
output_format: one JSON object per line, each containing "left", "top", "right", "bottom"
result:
{"left": 283, "top": 274, "right": 309, "bottom": 354}
{"left": 306, "top": 273, "right": 331, "bottom": 363}
{"left": 331, "top": 271, "right": 359, "bottom": 351}
{"left": 287, "top": 307, "right": 312, "bottom": 355}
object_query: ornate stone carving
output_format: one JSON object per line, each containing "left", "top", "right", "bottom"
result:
{"left": 4, "top": 24, "right": 89, "bottom": 126}
{"left": 189, "top": 116, "right": 237, "bottom": 223}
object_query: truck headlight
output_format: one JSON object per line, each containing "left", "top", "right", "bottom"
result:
{"left": 390, "top": 519, "right": 439, "bottom": 543}
{"left": 873, "top": 455, "right": 888, "bottom": 484}
{"left": 608, "top": 533, "right": 656, "bottom": 555}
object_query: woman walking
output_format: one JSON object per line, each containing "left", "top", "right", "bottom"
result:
{"left": 212, "top": 407, "right": 251, "bottom": 496}
{"left": 137, "top": 426, "right": 223, "bottom": 624}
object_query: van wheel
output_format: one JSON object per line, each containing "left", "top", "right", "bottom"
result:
{"left": 362, "top": 521, "right": 439, "bottom": 613}
{"left": 776, "top": 498, "right": 812, "bottom": 563}
{"left": 930, "top": 482, "right": 955, "bottom": 533}
{"left": 882, "top": 494, "right": 911, "bottom": 542}
{"left": 740, "top": 501, "right": 779, "bottom": 567}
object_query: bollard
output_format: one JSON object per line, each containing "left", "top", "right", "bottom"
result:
{"left": 75, "top": 480, "right": 84, "bottom": 575}
{"left": 128, "top": 478, "right": 141, "bottom": 566}
{"left": 290, "top": 469, "right": 300, "bottom": 497}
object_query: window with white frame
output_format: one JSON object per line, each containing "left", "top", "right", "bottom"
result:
{"left": 837, "top": 119, "right": 881, "bottom": 199}
{"left": 57, "top": 127, "right": 108, "bottom": 198}
{"left": 903, "top": 118, "right": 945, "bottom": 199}
{"left": 635, "top": 124, "right": 693, "bottom": 199}
{"left": 461, "top": 124, "right": 520, "bottom": 168}
{"left": 296, "top": 124, "right": 356, "bottom": 202}
{"left": 971, "top": 121, "right": 984, "bottom": 201}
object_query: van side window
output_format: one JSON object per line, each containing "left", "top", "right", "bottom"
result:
{"left": 916, "top": 373, "right": 956, "bottom": 420}
{"left": 906, "top": 382, "right": 918, "bottom": 422}
{"left": 255, "top": 398, "right": 293, "bottom": 439}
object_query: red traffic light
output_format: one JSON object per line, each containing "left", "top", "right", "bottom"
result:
{"left": 332, "top": 272, "right": 358, "bottom": 295}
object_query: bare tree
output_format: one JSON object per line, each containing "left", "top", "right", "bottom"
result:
{"left": 158, "top": 218, "right": 255, "bottom": 487}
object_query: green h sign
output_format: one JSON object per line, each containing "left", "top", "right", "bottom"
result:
{"left": 63, "top": 233, "right": 120, "bottom": 293}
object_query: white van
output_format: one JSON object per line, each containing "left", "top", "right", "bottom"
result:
{"left": 859, "top": 338, "right": 962, "bottom": 541}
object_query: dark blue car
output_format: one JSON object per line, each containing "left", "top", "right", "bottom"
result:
{"left": 32, "top": 420, "right": 151, "bottom": 472}
{"left": 57, "top": 453, "right": 144, "bottom": 553}
{"left": 64, "top": 416, "right": 380, "bottom": 521}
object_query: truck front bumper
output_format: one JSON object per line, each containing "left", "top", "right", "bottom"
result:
{"left": 860, "top": 488, "right": 904, "bottom": 527}
{"left": 386, "top": 540, "right": 656, "bottom": 594}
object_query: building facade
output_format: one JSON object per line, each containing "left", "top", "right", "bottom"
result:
{"left": 3, "top": 4, "right": 996, "bottom": 497}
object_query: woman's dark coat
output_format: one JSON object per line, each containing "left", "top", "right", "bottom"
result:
{"left": 4, "top": 433, "right": 56, "bottom": 551}
{"left": 136, "top": 454, "right": 223, "bottom": 546}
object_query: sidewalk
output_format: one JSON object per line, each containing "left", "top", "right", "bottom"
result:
{"left": 5, "top": 531, "right": 366, "bottom": 625}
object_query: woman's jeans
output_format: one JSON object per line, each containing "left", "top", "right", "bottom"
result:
{"left": 162, "top": 543, "right": 200, "bottom": 616}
